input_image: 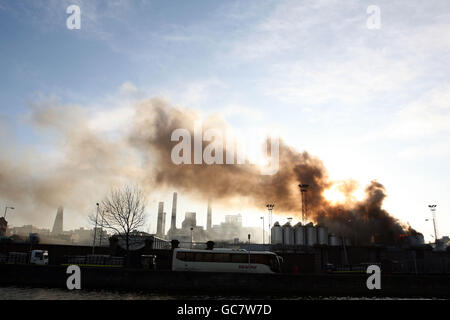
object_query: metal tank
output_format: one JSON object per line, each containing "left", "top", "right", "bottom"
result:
{"left": 271, "top": 221, "right": 283, "bottom": 244}
{"left": 409, "top": 233, "right": 425, "bottom": 246}
{"left": 305, "top": 222, "right": 317, "bottom": 246}
{"left": 293, "top": 222, "right": 305, "bottom": 246}
{"left": 282, "top": 221, "right": 294, "bottom": 245}
{"left": 317, "top": 225, "right": 328, "bottom": 245}
{"left": 344, "top": 237, "right": 351, "bottom": 246}
{"left": 417, "top": 233, "right": 425, "bottom": 245}
{"left": 328, "top": 234, "right": 341, "bottom": 246}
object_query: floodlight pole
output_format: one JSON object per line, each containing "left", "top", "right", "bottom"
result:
{"left": 428, "top": 205, "right": 438, "bottom": 245}
{"left": 266, "top": 204, "right": 274, "bottom": 244}
{"left": 299, "top": 184, "right": 309, "bottom": 224}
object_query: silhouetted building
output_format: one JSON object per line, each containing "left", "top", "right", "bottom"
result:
{"left": 0, "top": 217, "right": 7, "bottom": 236}
{"left": 207, "top": 213, "right": 262, "bottom": 243}
{"left": 71, "top": 227, "right": 93, "bottom": 244}
{"left": 164, "top": 193, "right": 261, "bottom": 244}
{"left": 182, "top": 212, "right": 197, "bottom": 229}
{"left": 10, "top": 225, "right": 50, "bottom": 237}
{"left": 52, "top": 206, "right": 64, "bottom": 235}
{"left": 168, "top": 211, "right": 206, "bottom": 244}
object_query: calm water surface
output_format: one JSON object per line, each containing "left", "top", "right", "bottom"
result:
{"left": 0, "top": 286, "right": 438, "bottom": 300}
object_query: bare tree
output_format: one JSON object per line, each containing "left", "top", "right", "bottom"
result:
{"left": 92, "top": 185, "right": 146, "bottom": 264}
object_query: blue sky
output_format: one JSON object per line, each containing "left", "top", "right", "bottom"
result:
{"left": 1, "top": 0, "right": 449, "bottom": 241}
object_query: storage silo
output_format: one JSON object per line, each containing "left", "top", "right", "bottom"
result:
{"left": 417, "top": 233, "right": 425, "bottom": 245}
{"left": 344, "top": 237, "right": 351, "bottom": 246}
{"left": 271, "top": 221, "right": 283, "bottom": 244}
{"left": 409, "top": 232, "right": 425, "bottom": 246}
{"left": 305, "top": 222, "right": 317, "bottom": 246}
{"left": 328, "top": 234, "right": 340, "bottom": 246}
{"left": 317, "top": 225, "right": 328, "bottom": 245}
{"left": 293, "top": 222, "right": 305, "bottom": 245}
{"left": 282, "top": 221, "right": 294, "bottom": 245}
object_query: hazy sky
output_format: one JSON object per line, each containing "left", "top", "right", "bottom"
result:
{"left": 1, "top": 0, "right": 449, "bottom": 242}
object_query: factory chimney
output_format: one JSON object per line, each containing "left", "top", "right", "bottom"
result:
{"left": 162, "top": 212, "right": 166, "bottom": 236}
{"left": 157, "top": 202, "right": 164, "bottom": 237}
{"left": 171, "top": 192, "right": 177, "bottom": 230}
{"left": 207, "top": 198, "right": 212, "bottom": 231}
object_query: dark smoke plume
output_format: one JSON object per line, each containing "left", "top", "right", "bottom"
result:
{"left": 1, "top": 97, "right": 411, "bottom": 244}
{"left": 129, "top": 98, "right": 410, "bottom": 245}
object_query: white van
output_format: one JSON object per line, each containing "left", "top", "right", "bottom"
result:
{"left": 30, "top": 250, "right": 49, "bottom": 265}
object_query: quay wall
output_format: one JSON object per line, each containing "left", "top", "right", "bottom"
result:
{"left": 0, "top": 264, "right": 449, "bottom": 297}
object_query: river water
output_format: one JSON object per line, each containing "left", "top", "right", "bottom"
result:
{"left": 0, "top": 286, "right": 437, "bottom": 300}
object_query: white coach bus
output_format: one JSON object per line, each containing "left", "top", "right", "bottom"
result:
{"left": 172, "top": 248, "right": 283, "bottom": 274}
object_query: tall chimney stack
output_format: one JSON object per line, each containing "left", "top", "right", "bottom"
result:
{"left": 207, "top": 198, "right": 212, "bottom": 231}
{"left": 162, "top": 212, "right": 166, "bottom": 237}
{"left": 171, "top": 192, "right": 177, "bottom": 230}
{"left": 157, "top": 202, "right": 164, "bottom": 237}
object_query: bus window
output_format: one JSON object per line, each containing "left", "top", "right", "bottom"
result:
{"left": 201, "top": 253, "right": 214, "bottom": 262}
{"left": 231, "top": 254, "right": 248, "bottom": 263}
{"left": 176, "top": 252, "right": 186, "bottom": 261}
{"left": 213, "top": 253, "right": 231, "bottom": 263}
{"left": 250, "top": 254, "right": 269, "bottom": 265}
{"left": 176, "top": 252, "right": 196, "bottom": 261}
{"left": 185, "top": 252, "right": 195, "bottom": 261}
{"left": 193, "top": 253, "right": 211, "bottom": 262}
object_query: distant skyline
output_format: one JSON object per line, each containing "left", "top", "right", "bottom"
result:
{"left": 1, "top": 1, "right": 449, "bottom": 242}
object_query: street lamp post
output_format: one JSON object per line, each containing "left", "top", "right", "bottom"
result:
{"left": 99, "top": 209, "right": 107, "bottom": 247}
{"left": 266, "top": 204, "right": 274, "bottom": 244}
{"left": 92, "top": 203, "right": 99, "bottom": 255}
{"left": 3, "top": 206, "right": 14, "bottom": 219}
{"left": 348, "top": 218, "right": 356, "bottom": 246}
{"left": 260, "top": 216, "right": 265, "bottom": 245}
{"left": 190, "top": 227, "right": 194, "bottom": 249}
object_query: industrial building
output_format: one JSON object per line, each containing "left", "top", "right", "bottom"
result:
{"left": 161, "top": 192, "right": 262, "bottom": 244}
{"left": 0, "top": 218, "right": 7, "bottom": 237}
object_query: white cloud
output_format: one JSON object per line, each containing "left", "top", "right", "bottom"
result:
{"left": 263, "top": 47, "right": 416, "bottom": 105}
{"left": 160, "top": 78, "right": 226, "bottom": 109}
{"left": 230, "top": 0, "right": 361, "bottom": 60}
{"left": 120, "top": 81, "right": 139, "bottom": 95}
{"left": 396, "top": 141, "right": 450, "bottom": 160}
{"left": 226, "top": 0, "right": 450, "bottom": 112}
{"left": 388, "top": 86, "right": 450, "bottom": 139}
{"left": 219, "top": 104, "right": 265, "bottom": 123}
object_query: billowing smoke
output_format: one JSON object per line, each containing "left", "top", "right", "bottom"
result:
{"left": 129, "top": 99, "right": 410, "bottom": 244}
{"left": 1, "top": 97, "right": 411, "bottom": 244}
